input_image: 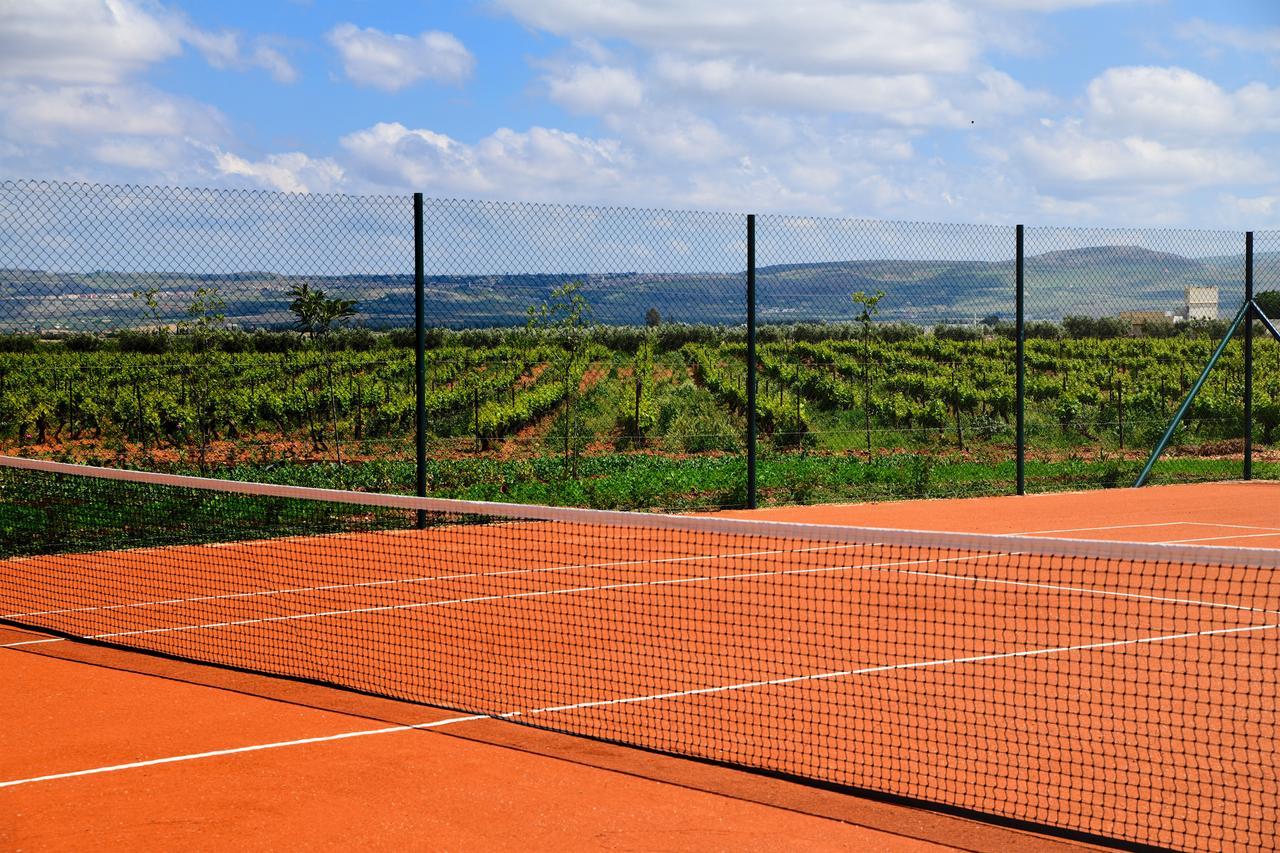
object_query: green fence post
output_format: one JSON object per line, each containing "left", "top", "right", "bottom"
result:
{"left": 1015, "top": 224, "right": 1025, "bottom": 495}
{"left": 746, "top": 213, "right": 757, "bottom": 510}
{"left": 1245, "top": 231, "right": 1254, "bottom": 481}
{"left": 414, "top": 192, "right": 427, "bottom": 528}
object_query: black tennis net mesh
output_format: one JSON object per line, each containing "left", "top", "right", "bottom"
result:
{"left": 2, "top": 455, "right": 1277, "bottom": 851}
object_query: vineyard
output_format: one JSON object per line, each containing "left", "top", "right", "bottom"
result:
{"left": 2, "top": 323, "right": 1277, "bottom": 508}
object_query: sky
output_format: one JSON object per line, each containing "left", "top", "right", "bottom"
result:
{"left": 1, "top": 0, "right": 1278, "bottom": 229}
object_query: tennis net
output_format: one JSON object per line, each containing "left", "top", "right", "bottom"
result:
{"left": 2, "top": 455, "right": 1277, "bottom": 851}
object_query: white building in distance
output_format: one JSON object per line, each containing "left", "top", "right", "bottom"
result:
{"left": 1185, "top": 286, "right": 1218, "bottom": 321}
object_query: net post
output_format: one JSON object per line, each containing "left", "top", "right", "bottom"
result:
{"left": 746, "top": 213, "right": 758, "bottom": 510}
{"left": 1244, "top": 230, "right": 1254, "bottom": 481}
{"left": 414, "top": 192, "right": 427, "bottom": 528}
{"left": 1015, "top": 224, "right": 1025, "bottom": 496}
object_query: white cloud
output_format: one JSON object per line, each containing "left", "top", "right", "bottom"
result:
{"left": 970, "top": 69, "right": 1052, "bottom": 116}
{"left": 0, "top": 1, "right": 297, "bottom": 85}
{"left": 546, "top": 65, "right": 644, "bottom": 114}
{"left": 0, "top": 79, "right": 230, "bottom": 180}
{"left": 738, "top": 114, "right": 797, "bottom": 148}
{"left": 992, "top": 63, "right": 1280, "bottom": 223}
{"left": 333, "top": 114, "right": 964, "bottom": 218}
{"left": 2, "top": 0, "right": 1272, "bottom": 233}
{"left": 677, "top": 159, "right": 828, "bottom": 213}
{"left": 1177, "top": 18, "right": 1280, "bottom": 59}
{"left": 0, "top": 0, "right": 181, "bottom": 84}
{"left": 787, "top": 160, "right": 844, "bottom": 193}
{"left": 1235, "top": 82, "right": 1280, "bottom": 132}
{"left": 604, "top": 110, "right": 734, "bottom": 164}
{"left": 1029, "top": 192, "right": 1104, "bottom": 221}
{"left": 0, "top": 82, "right": 226, "bottom": 142}
{"left": 1217, "top": 193, "right": 1279, "bottom": 221}
{"left": 478, "top": 128, "right": 632, "bottom": 191}
{"left": 647, "top": 57, "right": 1049, "bottom": 128}
{"left": 180, "top": 27, "right": 298, "bottom": 83}
{"left": 327, "top": 24, "right": 474, "bottom": 91}
{"left": 0, "top": 2, "right": 301, "bottom": 187}
{"left": 90, "top": 138, "right": 186, "bottom": 170}
{"left": 212, "top": 150, "right": 346, "bottom": 193}
{"left": 339, "top": 122, "right": 631, "bottom": 200}
{"left": 493, "top": 0, "right": 980, "bottom": 75}
{"left": 339, "top": 122, "right": 487, "bottom": 191}
{"left": 1086, "top": 66, "right": 1280, "bottom": 137}
{"left": 654, "top": 57, "right": 944, "bottom": 121}
{"left": 249, "top": 44, "right": 297, "bottom": 85}
{"left": 1018, "top": 121, "right": 1265, "bottom": 194}
{"left": 974, "top": 0, "right": 1134, "bottom": 10}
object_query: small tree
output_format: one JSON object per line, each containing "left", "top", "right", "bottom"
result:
{"left": 287, "top": 283, "right": 358, "bottom": 338}
{"left": 527, "top": 281, "right": 592, "bottom": 346}
{"left": 632, "top": 328, "right": 656, "bottom": 446}
{"left": 527, "top": 281, "right": 594, "bottom": 472}
{"left": 186, "top": 287, "right": 226, "bottom": 327}
{"left": 287, "top": 283, "right": 359, "bottom": 473}
{"left": 132, "top": 287, "right": 164, "bottom": 327}
{"left": 182, "top": 286, "right": 227, "bottom": 350}
{"left": 131, "top": 287, "right": 170, "bottom": 351}
{"left": 645, "top": 307, "right": 662, "bottom": 327}
{"left": 851, "top": 289, "right": 885, "bottom": 453}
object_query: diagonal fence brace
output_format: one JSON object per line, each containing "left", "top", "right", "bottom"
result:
{"left": 1135, "top": 300, "right": 1252, "bottom": 487}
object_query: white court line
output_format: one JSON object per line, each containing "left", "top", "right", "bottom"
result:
{"left": 12, "top": 514, "right": 1280, "bottom": 622}
{"left": 1012, "top": 522, "right": 1189, "bottom": 536}
{"left": 505, "top": 622, "right": 1279, "bottom": 718}
{"left": 1166, "top": 532, "right": 1280, "bottom": 545}
{"left": 3, "top": 637, "right": 62, "bottom": 648}
{"left": 1016, "top": 521, "right": 1280, "bottom": 537}
{"left": 6, "top": 552, "right": 1010, "bottom": 644}
{"left": 0, "top": 715, "right": 487, "bottom": 789}
{"left": 1, "top": 620, "right": 1272, "bottom": 790}
{"left": 1185, "top": 522, "right": 1280, "bottom": 533}
{"left": 13, "top": 511, "right": 1280, "bottom": 624}
{"left": 4, "top": 545, "right": 1272, "bottom": 651}
{"left": 0, "top": 542, "right": 862, "bottom": 621}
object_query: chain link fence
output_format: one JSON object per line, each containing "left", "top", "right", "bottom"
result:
{"left": 1023, "top": 226, "right": 1254, "bottom": 490}
{"left": 0, "top": 181, "right": 414, "bottom": 486}
{"left": 755, "top": 216, "right": 1016, "bottom": 503}
{"left": 1254, "top": 231, "right": 1280, "bottom": 466}
{"left": 0, "top": 178, "right": 1274, "bottom": 508}
{"left": 419, "top": 198, "right": 746, "bottom": 508}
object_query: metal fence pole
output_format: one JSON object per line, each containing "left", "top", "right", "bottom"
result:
{"left": 1015, "top": 224, "right": 1025, "bottom": 496}
{"left": 746, "top": 213, "right": 758, "bottom": 510}
{"left": 414, "top": 192, "right": 427, "bottom": 528}
{"left": 1245, "top": 230, "right": 1254, "bottom": 481}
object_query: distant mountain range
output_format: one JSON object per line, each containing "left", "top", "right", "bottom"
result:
{"left": 1, "top": 245, "right": 1271, "bottom": 332}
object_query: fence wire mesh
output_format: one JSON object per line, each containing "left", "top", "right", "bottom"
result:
{"left": 0, "top": 180, "right": 410, "bottom": 332}
{"left": 1255, "top": 231, "right": 1280, "bottom": 461}
{"left": 1024, "top": 226, "right": 1257, "bottom": 490}
{"left": 755, "top": 216, "right": 1016, "bottom": 503}
{"left": 0, "top": 179, "right": 1275, "bottom": 508}
{"left": 419, "top": 199, "right": 746, "bottom": 509}
{"left": 0, "top": 181, "right": 415, "bottom": 485}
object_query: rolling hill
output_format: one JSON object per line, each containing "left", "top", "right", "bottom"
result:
{"left": 1, "top": 245, "right": 1271, "bottom": 332}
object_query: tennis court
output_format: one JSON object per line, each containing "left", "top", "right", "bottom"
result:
{"left": 3, "top": 457, "right": 1278, "bottom": 851}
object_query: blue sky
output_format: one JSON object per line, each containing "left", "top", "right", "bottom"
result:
{"left": 1, "top": 0, "right": 1278, "bottom": 227}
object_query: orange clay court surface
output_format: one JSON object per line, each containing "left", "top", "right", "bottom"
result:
{"left": 3, "top": 480, "right": 1279, "bottom": 851}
